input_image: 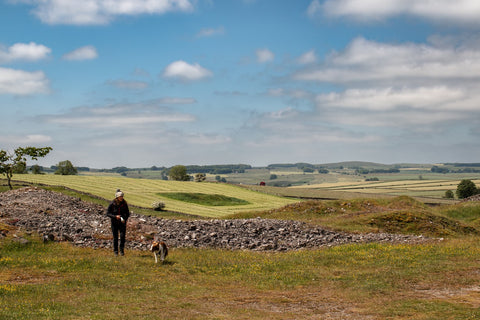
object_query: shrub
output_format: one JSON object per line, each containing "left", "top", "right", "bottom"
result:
{"left": 444, "top": 190, "right": 454, "bottom": 199}
{"left": 55, "top": 160, "right": 77, "bottom": 175}
{"left": 194, "top": 173, "right": 206, "bottom": 182}
{"left": 169, "top": 165, "right": 190, "bottom": 181}
{"left": 456, "top": 179, "right": 478, "bottom": 199}
{"left": 151, "top": 201, "right": 166, "bottom": 211}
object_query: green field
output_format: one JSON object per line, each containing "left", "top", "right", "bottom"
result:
{"left": 1, "top": 236, "right": 479, "bottom": 319}
{"left": 12, "top": 174, "right": 297, "bottom": 218}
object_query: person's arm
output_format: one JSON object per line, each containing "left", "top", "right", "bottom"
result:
{"left": 123, "top": 203, "right": 130, "bottom": 221}
{"left": 106, "top": 203, "right": 117, "bottom": 219}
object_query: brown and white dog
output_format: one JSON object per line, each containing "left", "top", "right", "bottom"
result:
{"left": 150, "top": 240, "right": 168, "bottom": 264}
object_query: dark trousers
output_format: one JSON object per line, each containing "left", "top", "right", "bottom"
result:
{"left": 111, "top": 222, "right": 126, "bottom": 254}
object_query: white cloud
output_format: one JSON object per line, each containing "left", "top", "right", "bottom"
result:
{"left": 50, "top": 114, "right": 194, "bottom": 127}
{"left": 297, "top": 49, "right": 316, "bottom": 64}
{"left": 313, "top": 86, "right": 478, "bottom": 129}
{"left": 285, "top": 36, "right": 480, "bottom": 136}
{"left": 162, "top": 60, "right": 213, "bottom": 81}
{"left": 184, "top": 133, "right": 231, "bottom": 145}
{"left": 156, "top": 97, "right": 196, "bottom": 105}
{"left": 294, "top": 37, "right": 480, "bottom": 85}
{"left": 256, "top": 48, "right": 274, "bottom": 63}
{"left": 43, "top": 101, "right": 196, "bottom": 128}
{"left": 243, "top": 107, "right": 380, "bottom": 146}
{"left": 0, "top": 42, "right": 51, "bottom": 64}
{"left": 0, "top": 134, "right": 52, "bottom": 144}
{"left": 266, "top": 88, "right": 311, "bottom": 100}
{"left": 0, "top": 67, "right": 49, "bottom": 95}
{"left": 321, "top": 0, "right": 480, "bottom": 25}
{"left": 266, "top": 88, "right": 285, "bottom": 97}
{"left": 24, "top": 0, "right": 195, "bottom": 25}
{"left": 306, "top": 0, "right": 322, "bottom": 18}
{"left": 196, "top": 26, "right": 225, "bottom": 38}
{"left": 107, "top": 80, "right": 149, "bottom": 90}
{"left": 317, "top": 87, "right": 467, "bottom": 111}
{"left": 62, "top": 46, "right": 98, "bottom": 61}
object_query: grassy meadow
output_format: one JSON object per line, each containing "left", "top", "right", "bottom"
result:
{"left": 1, "top": 228, "right": 480, "bottom": 319}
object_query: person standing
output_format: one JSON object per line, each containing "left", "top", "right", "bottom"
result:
{"left": 106, "top": 189, "right": 130, "bottom": 256}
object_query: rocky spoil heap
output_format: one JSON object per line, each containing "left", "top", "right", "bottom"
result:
{"left": 0, "top": 187, "right": 428, "bottom": 251}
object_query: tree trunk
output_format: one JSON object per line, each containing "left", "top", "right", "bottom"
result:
{"left": 6, "top": 171, "right": 12, "bottom": 190}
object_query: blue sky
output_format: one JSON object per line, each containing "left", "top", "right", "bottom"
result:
{"left": 1, "top": 0, "right": 480, "bottom": 168}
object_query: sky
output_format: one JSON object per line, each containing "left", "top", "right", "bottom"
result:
{"left": 1, "top": 0, "right": 480, "bottom": 169}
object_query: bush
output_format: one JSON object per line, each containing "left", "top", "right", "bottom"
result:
{"left": 55, "top": 160, "right": 77, "bottom": 175}
{"left": 444, "top": 190, "right": 455, "bottom": 199}
{"left": 456, "top": 179, "right": 478, "bottom": 199}
{"left": 194, "top": 173, "right": 206, "bottom": 182}
{"left": 151, "top": 201, "right": 166, "bottom": 211}
{"left": 169, "top": 165, "right": 190, "bottom": 181}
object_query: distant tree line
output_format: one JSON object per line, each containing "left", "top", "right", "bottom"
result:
{"left": 431, "top": 165, "right": 480, "bottom": 174}
{"left": 444, "top": 163, "right": 480, "bottom": 167}
{"left": 267, "top": 163, "right": 316, "bottom": 170}
{"left": 355, "top": 168, "right": 400, "bottom": 174}
{"left": 185, "top": 164, "right": 251, "bottom": 175}
{"left": 266, "top": 163, "right": 329, "bottom": 174}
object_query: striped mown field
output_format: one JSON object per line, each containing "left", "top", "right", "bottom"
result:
{"left": 290, "top": 179, "right": 480, "bottom": 198}
{"left": 13, "top": 174, "right": 297, "bottom": 218}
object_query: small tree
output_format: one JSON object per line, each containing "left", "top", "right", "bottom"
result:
{"left": 13, "top": 161, "right": 27, "bottom": 174}
{"left": 456, "top": 179, "right": 478, "bottom": 199}
{"left": 31, "top": 164, "right": 43, "bottom": 174}
{"left": 0, "top": 146, "right": 52, "bottom": 189}
{"left": 444, "top": 190, "right": 454, "bottom": 199}
{"left": 168, "top": 165, "right": 190, "bottom": 181}
{"left": 194, "top": 173, "right": 206, "bottom": 182}
{"left": 55, "top": 160, "right": 77, "bottom": 175}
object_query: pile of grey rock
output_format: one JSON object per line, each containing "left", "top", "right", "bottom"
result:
{"left": 0, "top": 187, "right": 429, "bottom": 252}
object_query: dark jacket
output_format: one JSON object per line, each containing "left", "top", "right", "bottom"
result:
{"left": 106, "top": 199, "right": 130, "bottom": 225}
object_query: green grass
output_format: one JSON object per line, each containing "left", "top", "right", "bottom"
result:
{"left": 1, "top": 235, "right": 480, "bottom": 319}
{"left": 157, "top": 192, "right": 250, "bottom": 206}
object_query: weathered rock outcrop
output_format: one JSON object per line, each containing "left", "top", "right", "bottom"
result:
{"left": 0, "top": 187, "right": 428, "bottom": 251}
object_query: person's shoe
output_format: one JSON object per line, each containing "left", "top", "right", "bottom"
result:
{"left": 114, "top": 251, "right": 118, "bottom": 256}
{"left": 120, "top": 251, "right": 124, "bottom": 256}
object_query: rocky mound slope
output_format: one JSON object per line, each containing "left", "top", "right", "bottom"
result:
{"left": 0, "top": 187, "right": 429, "bottom": 252}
